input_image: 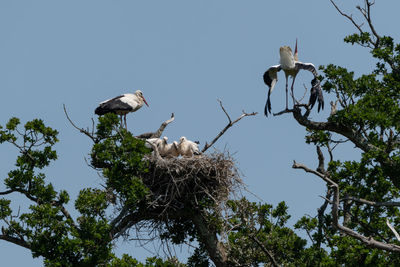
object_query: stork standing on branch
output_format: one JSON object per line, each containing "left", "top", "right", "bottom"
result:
{"left": 95, "top": 90, "right": 149, "bottom": 128}
{"left": 263, "top": 40, "right": 324, "bottom": 116}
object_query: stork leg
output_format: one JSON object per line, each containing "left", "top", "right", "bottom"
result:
{"left": 285, "top": 75, "right": 289, "bottom": 110}
{"left": 124, "top": 115, "right": 127, "bottom": 129}
{"left": 290, "top": 74, "right": 297, "bottom": 106}
{"left": 120, "top": 116, "right": 123, "bottom": 128}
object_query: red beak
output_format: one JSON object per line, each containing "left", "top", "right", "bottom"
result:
{"left": 143, "top": 97, "right": 149, "bottom": 107}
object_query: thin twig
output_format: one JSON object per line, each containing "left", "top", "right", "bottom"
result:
{"left": 202, "top": 100, "right": 257, "bottom": 152}
{"left": 63, "top": 104, "right": 98, "bottom": 143}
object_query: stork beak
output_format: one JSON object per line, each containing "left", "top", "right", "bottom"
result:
{"left": 142, "top": 96, "right": 149, "bottom": 107}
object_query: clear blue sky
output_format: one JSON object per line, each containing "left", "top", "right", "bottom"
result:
{"left": 1, "top": 1, "right": 399, "bottom": 265}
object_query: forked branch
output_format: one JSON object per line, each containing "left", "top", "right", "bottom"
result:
{"left": 202, "top": 99, "right": 257, "bottom": 153}
{"left": 63, "top": 104, "right": 98, "bottom": 143}
{"left": 136, "top": 113, "right": 175, "bottom": 139}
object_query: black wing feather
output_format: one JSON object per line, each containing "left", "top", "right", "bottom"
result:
{"left": 95, "top": 95, "right": 133, "bottom": 115}
{"left": 296, "top": 62, "right": 324, "bottom": 113}
{"left": 263, "top": 65, "right": 281, "bottom": 117}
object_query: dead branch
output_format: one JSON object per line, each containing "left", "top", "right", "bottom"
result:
{"left": 63, "top": 104, "right": 98, "bottom": 143}
{"left": 136, "top": 113, "right": 175, "bottom": 139}
{"left": 330, "top": 0, "right": 380, "bottom": 48}
{"left": 201, "top": 100, "right": 257, "bottom": 153}
{"left": 341, "top": 197, "right": 400, "bottom": 207}
{"left": 387, "top": 219, "right": 400, "bottom": 242}
{"left": 293, "top": 161, "right": 400, "bottom": 253}
{"left": 330, "top": 0, "right": 365, "bottom": 36}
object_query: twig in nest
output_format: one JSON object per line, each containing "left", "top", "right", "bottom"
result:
{"left": 202, "top": 99, "right": 257, "bottom": 153}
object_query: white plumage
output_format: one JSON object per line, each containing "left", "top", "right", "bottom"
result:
{"left": 145, "top": 137, "right": 162, "bottom": 149}
{"left": 156, "top": 137, "right": 179, "bottom": 158}
{"left": 178, "top": 136, "right": 201, "bottom": 157}
{"left": 263, "top": 40, "right": 324, "bottom": 116}
{"left": 95, "top": 90, "right": 149, "bottom": 128}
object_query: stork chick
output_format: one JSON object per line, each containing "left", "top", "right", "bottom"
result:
{"left": 158, "top": 137, "right": 180, "bottom": 158}
{"left": 178, "top": 136, "right": 201, "bottom": 157}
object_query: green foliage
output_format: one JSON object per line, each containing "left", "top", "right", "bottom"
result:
{"left": 299, "top": 23, "right": 400, "bottom": 265}
{"left": 91, "top": 113, "right": 151, "bottom": 209}
{"left": 109, "top": 255, "right": 186, "bottom": 267}
{"left": 225, "top": 199, "right": 309, "bottom": 266}
{"left": 0, "top": 116, "right": 150, "bottom": 266}
{"left": 75, "top": 188, "right": 108, "bottom": 217}
{"left": 3, "top": 4, "right": 400, "bottom": 266}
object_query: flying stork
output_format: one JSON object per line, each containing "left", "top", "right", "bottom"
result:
{"left": 263, "top": 40, "right": 324, "bottom": 116}
{"left": 95, "top": 90, "right": 149, "bottom": 128}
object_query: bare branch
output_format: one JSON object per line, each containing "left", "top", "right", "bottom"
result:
{"left": 218, "top": 99, "right": 232, "bottom": 123}
{"left": 330, "top": 0, "right": 364, "bottom": 35}
{"left": 387, "top": 219, "right": 400, "bottom": 242}
{"left": 330, "top": 0, "right": 381, "bottom": 48}
{"left": 341, "top": 197, "right": 400, "bottom": 207}
{"left": 202, "top": 100, "right": 257, "bottom": 153}
{"left": 357, "top": 1, "right": 380, "bottom": 44}
{"left": 63, "top": 104, "right": 98, "bottom": 143}
{"left": 0, "top": 189, "right": 14, "bottom": 195}
{"left": 0, "top": 234, "right": 30, "bottom": 250}
{"left": 273, "top": 108, "right": 293, "bottom": 116}
{"left": 136, "top": 113, "right": 175, "bottom": 139}
{"left": 316, "top": 146, "right": 325, "bottom": 174}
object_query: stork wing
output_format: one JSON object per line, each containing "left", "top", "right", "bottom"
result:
{"left": 263, "top": 64, "right": 281, "bottom": 116}
{"left": 95, "top": 94, "right": 133, "bottom": 115}
{"left": 310, "top": 78, "right": 324, "bottom": 112}
{"left": 295, "top": 62, "right": 324, "bottom": 112}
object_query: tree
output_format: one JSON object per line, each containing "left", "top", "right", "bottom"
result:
{"left": 290, "top": 0, "right": 400, "bottom": 265}
{"left": 1, "top": 1, "right": 400, "bottom": 266}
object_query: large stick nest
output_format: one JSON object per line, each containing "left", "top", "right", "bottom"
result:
{"left": 141, "top": 152, "right": 242, "bottom": 214}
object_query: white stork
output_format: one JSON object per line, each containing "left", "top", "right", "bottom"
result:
{"left": 158, "top": 137, "right": 180, "bottom": 158}
{"left": 263, "top": 40, "right": 324, "bottom": 116}
{"left": 145, "top": 137, "right": 162, "bottom": 149}
{"left": 95, "top": 90, "right": 149, "bottom": 128}
{"left": 166, "top": 141, "right": 180, "bottom": 158}
{"left": 178, "top": 136, "right": 201, "bottom": 157}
